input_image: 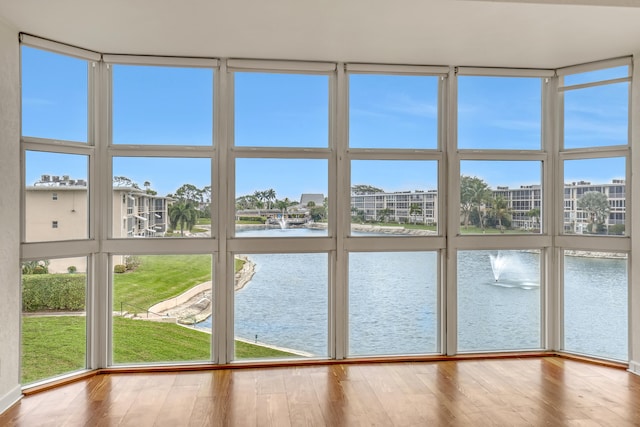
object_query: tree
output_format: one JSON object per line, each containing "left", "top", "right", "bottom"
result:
{"left": 526, "top": 208, "right": 540, "bottom": 230}
{"left": 488, "top": 195, "right": 512, "bottom": 233}
{"left": 235, "top": 195, "right": 255, "bottom": 211}
{"left": 351, "top": 184, "right": 384, "bottom": 195}
{"left": 377, "top": 208, "right": 393, "bottom": 223}
{"left": 264, "top": 188, "right": 276, "bottom": 209}
{"left": 174, "top": 184, "right": 202, "bottom": 204}
{"left": 460, "top": 175, "right": 491, "bottom": 229}
{"left": 169, "top": 201, "right": 199, "bottom": 236}
{"left": 409, "top": 203, "right": 422, "bottom": 224}
{"left": 577, "top": 191, "right": 610, "bottom": 233}
{"left": 113, "top": 176, "right": 139, "bottom": 189}
{"left": 309, "top": 205, "right": 326, "bottom": 222}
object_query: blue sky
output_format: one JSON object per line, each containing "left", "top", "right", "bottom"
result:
{"left": 21, "top": 46, "right": 628, "bottom": 199}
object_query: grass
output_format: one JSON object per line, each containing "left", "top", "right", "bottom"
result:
{"left": 113, "top": 255, "right": 212, "bottom": 311}
{"left": 459, "top": 226, "right": 534, "bottom": 234}
{"left": 22, "top": 316, "right": 296, "bottom": 384}
{"left": 353, "top": 221, "right": 437, "bottom": 231}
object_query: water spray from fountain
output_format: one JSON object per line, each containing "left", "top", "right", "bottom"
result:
{"left": 488, "top": 251, "right": 540, "bottom": 289}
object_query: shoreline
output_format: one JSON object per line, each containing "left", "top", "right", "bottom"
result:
{"left": 136, "top": 256, "right": 257, "bottom": 325}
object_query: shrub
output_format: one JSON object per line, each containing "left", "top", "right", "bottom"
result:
{"left": 22, "top": 274, "right": 86, "bottom": 312}
{"left": 32, "top": 266, "right": 47, "bottom": 274}
{"left": 22, "top": 260, "right": 49, "bottom": 275}
{"left": 114, "top": 264, "right": 127, "bottom": 274}
{"left": 124, "top": 255, "right": 141, "bottom": 271}
{"left": 237, "top": 216, "right": 266, "bottom": 223}
{"left": 67, "top": 266, "right": 77, "bottom": 274}
{"left": 609, "top": 224, "right": 625, "bottom": 235}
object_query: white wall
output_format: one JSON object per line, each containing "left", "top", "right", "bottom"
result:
{"left": 630, "top": 52, "right": 640, "bottom": 377}
{"left": 0, "top": 19, "right": 22, "bottom": 412}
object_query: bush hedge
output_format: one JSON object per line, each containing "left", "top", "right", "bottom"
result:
{"left": 22, "top": 274, "right": 86, "bottom": 312}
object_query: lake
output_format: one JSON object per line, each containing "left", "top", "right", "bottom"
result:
{"left": 197, "top": 228, "right": 628, "bottom": 361}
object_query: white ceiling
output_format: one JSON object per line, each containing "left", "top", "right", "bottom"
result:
{"left": 1, "top": 0, "right": 640, "bottom": 69}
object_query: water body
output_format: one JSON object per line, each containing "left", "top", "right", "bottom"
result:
{"left": 197, "top": 228, "right": 628, "bottom": 361}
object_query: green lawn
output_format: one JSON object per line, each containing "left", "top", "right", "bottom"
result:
{"left": 355, "top": 221, "right": 437, "bottom": 231}
{"left": 459, "top": 226, "right": 533, "bottom": 234}
{"left": 113, "top": 255, "right": 212, "bottom": 311}
{"left": 22, "top": 316, "right": 295, "bottom": 384}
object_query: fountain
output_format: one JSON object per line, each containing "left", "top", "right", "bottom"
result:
{"left": 489, "top": 251, "right": 539, "bottom": 289}
{"left": 277, "top": 216, "right": 288, "bottom": 229}
{"left": 489, "top": 252, "right": 508, "bottom": 282}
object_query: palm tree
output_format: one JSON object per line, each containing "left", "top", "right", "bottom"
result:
{"left": 489, "top": 196, "right": 512, "bottom": 233}
{"left": 526, "top": 208, "right": 540, "bottom": 231}
{"left": 169, "top": 201, "right": 199, "bottom": 236}
{"left": 409, "top": 203, "right": 422, "bottom": 224}
{"left": 264, "top": 188, "right": 276, "bottom": 209}
{"left": 461, "top": 176, "right": 491, "bottom": 229}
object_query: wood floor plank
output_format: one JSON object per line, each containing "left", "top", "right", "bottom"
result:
{"left": 2, "top": 357, "right": 640, "bottom": 426}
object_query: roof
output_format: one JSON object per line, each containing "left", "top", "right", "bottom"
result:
{"left": 300, "top": 194, "right": 325, "bottom": 206}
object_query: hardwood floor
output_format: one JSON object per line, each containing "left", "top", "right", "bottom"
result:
{"left": 2, "top": 357, "right": 640, "bottom": 426}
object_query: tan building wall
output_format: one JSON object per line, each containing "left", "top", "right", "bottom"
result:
{"left": 25, "top": 185, "right": 170, "bottom": 273}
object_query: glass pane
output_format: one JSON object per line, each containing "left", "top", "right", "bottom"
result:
{"left": 235, "top": 158, "right": 328, "bottom": 237}
{"left": 349, "top": 252, "right": 438, "bottom": 356}
{"left": 349, "top": 74, "right": 438, "bottom": 149}
{"left": 112, "top": 254, "right": 212, "bottom": 364}
{"left": 21, "top": 46, "right": 88, "bottom": 142}
{"left": 460, "top": 161, "right": 542, "bottom": 234}
{"left": 113, "top": 157, "right": 211, "bottom": 238}
{"left": 22, "top": 257, "right": 87, "bottom": 384}
{"left": 234, "top": 253, "right": 328, "bottom": 359}
{"left": 458, "top": 76, "right": 541, "bottom": 150}
{"left": 25, "top": 151, "right": 89, "bottom": 242}
{"left": 563, "top": 82, "right": 629, "bottom": 149}
{"left": 234, "top": 72, "right": 328, "bottom": 147}
{"left": 458, "top": 250, "right": 541, "bottom": 352}
{"left": 563, "top": 66, "right": 629, "bottom": 87}
{"left": 563, "top": 251, "right": 627, "bottom": 361}
{"left": 112, "top": 65, "right": 213, "bottom": 145}
{"left": 563, "top": 158, "right": 626, "bottom": 236}
{"left": 351, "top": 160, "right": 438, "bottom": 235}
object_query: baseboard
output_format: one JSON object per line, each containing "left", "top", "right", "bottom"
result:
{"left": 0, "top": 385, "right": 22, "bottom": 415}
{"left": 628, "top": 360, "right": 640, "bottom": 376}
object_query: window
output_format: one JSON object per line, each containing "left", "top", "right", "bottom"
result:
{"left": 558, "top": 61, "right": 630, "bottom": 362}
{"left": 25, "top": 151, "right": 89, "bottom": 242}
{"left": 457, "top": 250, "right": 541, "bottom": 352}
{"left": 235, "top": 158, "right": 328, "bottom": 237}
{"left": 111, "top": 254, "right": 212, "bottom": 365}
{"left": 22, "top": 257, "right": 87, "bottom": 384}
{"left": 563, "top": 158, "right": 626, "bottom": 235}
{"left": 458, "top": 76, "right": 542, "bottom": 150}
{"left": 234, "top": 72, "right": 328, "bottom": 148}
{"left": 21, "top": 46, "right": 89, "bottom": 143}
{"left": 349, "top": 252, "right": 438, "bottom": 356}
{"left": 112, "top": 157, "right": 211, "bottom": 238}
{"left": 349, "top": 74, "right": 439, "bottom": 149}
{"left": 563, "top": 251, "right": 627, "bottom": 361}
{"left": 351, "top": 160, "right": 438, "bottom": 234}
{"left": 460, "top": 160, "right": 542, "bottom": 234}
{"left": 234, "top": 253, "right": 328, "bottom": 359}
{"left": 112, "top": 65, "right": 213, "bottom": 146}
{"left": 19, "top": 38, "right": 634, "bottom": 386}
